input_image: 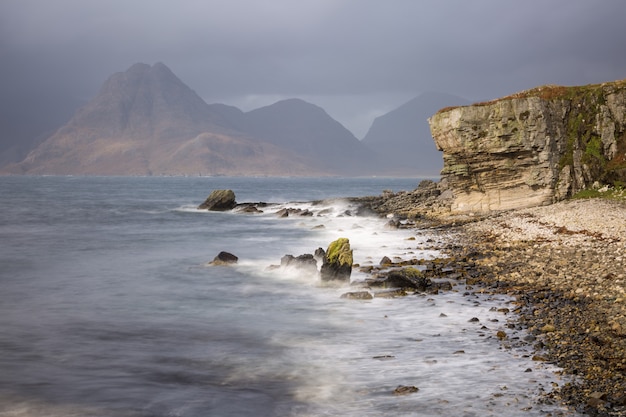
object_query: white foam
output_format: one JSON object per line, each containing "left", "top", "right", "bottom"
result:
{"left": 227, "top": 200, "right": 576, "bottom": 416}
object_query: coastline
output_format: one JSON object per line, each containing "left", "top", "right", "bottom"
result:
{"left": 437, "top": 198, "right": 626, "bottom": 415}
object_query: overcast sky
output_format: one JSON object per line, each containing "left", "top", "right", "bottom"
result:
{"left": 2, "top": 0, "right": 626, "bottom": 138}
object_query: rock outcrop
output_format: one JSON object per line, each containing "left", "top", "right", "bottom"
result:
{"left": 320, "top": 238, "right": 353, "bottom": 282}
{"left": 209, "top": 251, "right": 238, "bottom": 265}
{"left": 198, "top": 189, "right": 236, "bottom": 211}
{"left": 429, "top": 80, "right": 626, "bottom": 212}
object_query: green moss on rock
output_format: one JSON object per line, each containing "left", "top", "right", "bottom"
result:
{"left": 326, "top": 238, "right": 353, "bottom": 267}
{"left": 320, "top": 238, "right": 353, "bottom": 282}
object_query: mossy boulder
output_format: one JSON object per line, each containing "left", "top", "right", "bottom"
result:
{"left": 369, "top": 267, "right": 432, "bottom": 291}
{"left": 198, "top": 189, "right": 236, "bottom": 211}
{"left": 320, "top": 238, "right": 353, "bottom": 282}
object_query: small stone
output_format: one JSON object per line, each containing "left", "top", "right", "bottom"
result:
{"left": 496, "top": 330, "right": 507, "bottom": 340}
{"left": 340, "top": 291, "right": 373, "bottom": 300}
{"left": 541, "top": 324, "right": 556, "bottom": 333}
{"left": 393, "top": 385, "right": 419, "bottom": 395}
{"left": 468, "top": 317, "right": 480, "bottom": 322}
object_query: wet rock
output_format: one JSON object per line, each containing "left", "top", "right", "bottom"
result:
{"left": 210, "top": 251, "right": 238, "bottom": 265}
{"left": 393, "top": 385, "right": 419, "bottom": 395}
{"left": 379, "top": 256, "right": 393, "bottom": 266}
{"left": 340, "top": 291, "right": 373, "bottom": 300}
{"left": 198, "top": 189, "right": 236, "bottom": 211}
{"left": 373, "top": 289, "right": 408, "bottom": 298}
{"left": 320, "top": 238, "right": 353, "bottom": 282}
{"left": 236, "top": 204, "right": 263, "bottom": 214}
{"left": 280, "top": 254, "right": 318, "bottom": 274}
{"left": 314, "top": 247, "right": 325, "bottom": 264}
{"left": 368, "top": 267, "right": 432, "bottom": 292}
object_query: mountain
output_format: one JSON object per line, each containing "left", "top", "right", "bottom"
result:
{"left": 361, "top": 92, "right": 470, "bottom": 176}
{"left": 6, "top": 62, "right": 449, "bottom": 176}
{"left": 244, "top": 98, "right": 376, "bottom": 174}
{"left": 4, "top": 63, "right": 330, "bottom": 176}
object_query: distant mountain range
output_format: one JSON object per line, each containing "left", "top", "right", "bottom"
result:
{"left": 2, "top": 63, "right": 468, "bottom": 177}
{"left": 361, "top": 92, "right": 470, "bottom": 174}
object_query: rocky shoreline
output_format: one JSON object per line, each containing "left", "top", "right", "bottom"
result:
{"left": 452, "top": 198, "right": 626, "bottom": 416}
{"left": 379, "top": 194, "right": 626, "bottom": 416}
{"left": 202, "top": 183, "right": 626, "bottom": 414}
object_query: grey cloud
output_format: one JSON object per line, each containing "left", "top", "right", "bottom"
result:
{"left": 1, "top": 0, "right": 626, "bottom": 139}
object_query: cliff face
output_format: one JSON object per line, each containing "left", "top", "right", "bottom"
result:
{"left": 429, "top": 80, "right": 626, "bottom": 212}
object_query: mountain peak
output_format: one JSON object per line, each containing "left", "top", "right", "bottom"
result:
{"left": 77, "top": 62, "right": 231, "bottom": 139}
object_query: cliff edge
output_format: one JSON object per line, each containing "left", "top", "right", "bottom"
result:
{"left": 429, "top": 80, "right": 626, "bottom": 212}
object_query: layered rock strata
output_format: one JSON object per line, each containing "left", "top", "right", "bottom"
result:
{"left": 429, "top": 80, "right": 626, "bottom": 212}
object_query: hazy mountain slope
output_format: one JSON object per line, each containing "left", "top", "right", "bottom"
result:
{"left": 243, "top": 98, "right": 377, "bottom": 174}
{"left": 6, "top": 63, "right": 323, "bottom": 176}
{"left": 361, "top": 92, "right": 470, "bottom": 176}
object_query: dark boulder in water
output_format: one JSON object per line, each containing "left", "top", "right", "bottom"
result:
{"left": 368, "top": 267, "right": 432, "bottom": 292}
{"left": 210, "top": 251, "right": 238, "bottom": 265}
{"left": 280, "top": 253, "right": 318, "bottom": 274}
{"left": 198, "top": 190, "right": 236, "bottom": 211}
{"left": 314, "top": 247, "right": 325, "bottom": 264}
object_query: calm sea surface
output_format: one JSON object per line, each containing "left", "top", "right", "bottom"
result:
{"left": 0, "top": 176, "right": 576, "bottom": 416}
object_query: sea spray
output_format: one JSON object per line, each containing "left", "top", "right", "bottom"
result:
{"left": 0, "top": 176, "right": 578, "bottom": 416}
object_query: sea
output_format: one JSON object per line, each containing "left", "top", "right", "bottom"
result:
{"left": 0, "top": 176, "right": 578, "bottom": 417}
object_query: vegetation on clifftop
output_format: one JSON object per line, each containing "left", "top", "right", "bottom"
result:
{"left": 437, "top": 79, "right": 626, "bottom": 113}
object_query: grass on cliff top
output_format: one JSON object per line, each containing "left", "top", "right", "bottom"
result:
{"left": 572, "top": 184, "right": 626, "bottom": 201}
{"left": 437, "top": 78, "right": 626, "bottom": 114}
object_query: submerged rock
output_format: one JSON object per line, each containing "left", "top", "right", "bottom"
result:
{"left": 198, "top": 189, "right": 236, "bottom": 211}
{"left": 320, "top": 238, "right": 353, "bottom": 282}
{"left": 209, "top": 251, "right": 238, "bottom": 266}
{"left": 393, "top": 385, "right": 419, "bottom": 395}
{"left": 340, "top": 291, "right": 373, "bottom": 300}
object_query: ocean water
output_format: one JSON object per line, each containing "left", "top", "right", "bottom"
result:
{"left": 0, "top": 176, "right": 576, "bottom": 416}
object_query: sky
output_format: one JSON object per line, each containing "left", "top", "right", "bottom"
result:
{"left": 1, "top": 0, "right": 626, "bottom": 138}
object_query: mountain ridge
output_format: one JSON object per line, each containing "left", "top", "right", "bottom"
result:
{"left": 4, "top": 62, "right": 450, "bottom": 176}
{"left": 361, "top": 92, "right": 469, "bottom": 175}
{"left": 5, "top": 63, "right": 375, "bottom": 176}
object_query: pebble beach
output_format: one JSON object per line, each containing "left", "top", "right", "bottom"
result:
{"left": 453, "top": 198, "right": 626, "bottom": 415}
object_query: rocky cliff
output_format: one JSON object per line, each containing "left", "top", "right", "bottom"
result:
{"left": 428, "top": 80, "right": 626, "bottom": 212}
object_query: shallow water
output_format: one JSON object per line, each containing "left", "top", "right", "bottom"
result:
{"left": 0, "top": 176, "right": 577, "bottom": 416}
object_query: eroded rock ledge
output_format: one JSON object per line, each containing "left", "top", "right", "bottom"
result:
{"left": 429, "top": 80, "right": 626, "bottom": 213}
